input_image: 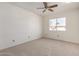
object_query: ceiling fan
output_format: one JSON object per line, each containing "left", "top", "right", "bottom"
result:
{"left": 37, "top": 2, "right": 58, "bottom": 13}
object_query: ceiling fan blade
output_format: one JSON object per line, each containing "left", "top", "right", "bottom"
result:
{"left": 48, "top": 9, "right": 53, "bottom": 12}
{"left": 43, "top": 2, "right": 47, "bottom": 8}
{"left": 48, "top": 4, "right": 58, "bottom": 8}
{"left": 43, "top": 9, "right": 46, "bottom": 13}
{"left": 37, "top": 7, "right": 45, "bottom": 9}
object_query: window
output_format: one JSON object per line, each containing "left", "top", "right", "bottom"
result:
{"left": 49, "top": 17, "right": 66, "bottom": 31}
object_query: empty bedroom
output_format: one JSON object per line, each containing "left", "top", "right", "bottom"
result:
{"left": 0, "top": 2, "right": 79, "bottom": 56}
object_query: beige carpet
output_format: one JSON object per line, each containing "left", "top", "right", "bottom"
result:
{"left": 0, "top": 38, "right": 79, "bottom": 56}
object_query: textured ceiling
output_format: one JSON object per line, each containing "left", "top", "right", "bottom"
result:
{"left": 9, "top": 2, "right": 79, "bottom": 16}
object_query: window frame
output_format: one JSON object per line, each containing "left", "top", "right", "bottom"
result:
{"left": 49, "top": 17, "right": 66, "bottom": 31}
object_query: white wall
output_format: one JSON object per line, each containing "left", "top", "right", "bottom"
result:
{"left": 43, "top": 8, "right": 79, "bottom": 44}
{"left": 0, "top": 3, "right": 42, "bottom": 50}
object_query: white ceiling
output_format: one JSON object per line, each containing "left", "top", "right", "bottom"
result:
{"left": 9, "top": 2, "right": 79, "bottom": 16}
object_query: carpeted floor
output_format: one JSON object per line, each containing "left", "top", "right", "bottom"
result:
{"left": 0, "top": 38, "right": 79, "bottom": 56}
